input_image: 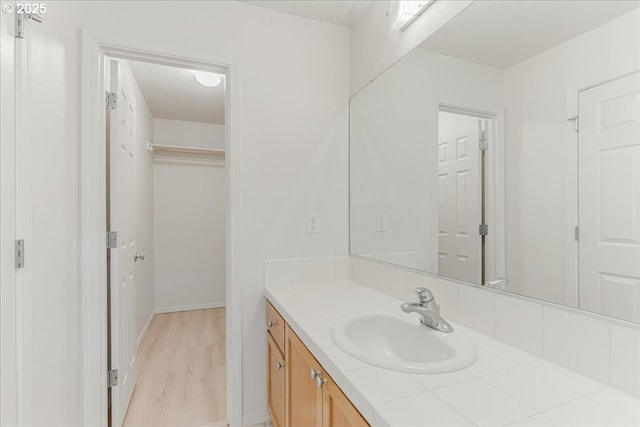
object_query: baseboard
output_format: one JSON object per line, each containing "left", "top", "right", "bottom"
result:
{"left": 154, "top": 301, "right": 226, "bottom": 314}
{"left": 242, "top": 412, "right": 270, "bottom": 427}
{"left": 137, "top": 311, "right": 155, "bottom": 348}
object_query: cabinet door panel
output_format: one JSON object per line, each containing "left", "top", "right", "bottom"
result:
{"left": 267, "top": 334, "right": 286, "bottom": 427}
{"left": 285, "top": 325, "right": 323, "bottom": 427}
{"left": 323, "top": 376, "right": 369, "bottom": 427}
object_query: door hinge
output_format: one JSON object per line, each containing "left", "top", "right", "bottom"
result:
{"left": 479, "top": 130, "right": 488, "bottom": 151}
{"left": 567, "top": 115, "right": 579, "bottom": 132}
{"left": 106, "top": 92, "right": 117, "bottom": 110}
{"left": 575, "top": 225, "right": 579, "bottom": 241}
{"left": 15, "top": 12, "right": 43, "bottom": 39}
{"left": 479, "top": 224, "right": 488, "bottom": 236}
{"left": 108, "top": 369, "right": 118, "bottom": 388}
{"left": 15, "top": 239, "right": 25, "bottom": 269}
{"left": 107, "top": 231, "right": 118, "bottom": 249}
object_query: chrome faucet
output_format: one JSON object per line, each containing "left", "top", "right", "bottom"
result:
{"left": 401, "top": 287, "right": 454, "bottom": 333}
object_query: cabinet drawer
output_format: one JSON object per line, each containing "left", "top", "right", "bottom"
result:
{"left": 267, "top": 301, "right": 286, "bottom": 352}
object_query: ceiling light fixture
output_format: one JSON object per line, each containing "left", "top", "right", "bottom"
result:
{"left": 194, "top": 71, "right": 222, "bottom": 88}
{"left": 400, "top": 0, "right": 437, "bottom": 31}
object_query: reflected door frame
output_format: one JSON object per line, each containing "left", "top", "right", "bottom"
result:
{"left": 434, "top": 102, "right": 506, "bottom": 286}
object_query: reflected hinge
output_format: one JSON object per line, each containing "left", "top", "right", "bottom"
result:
{"left": 479, "top": 224, "right": 488, "bottom": 236}
{"left": 15, "top": 239, "right": 24, "bottom": 269}
{"left": 575, "top": 225, "right": 579, "bottom": 241}
{"left": 106, "top": 92, "right": 117, "bottom": 110}
{"left": 479, "top": 129, "right": 488, "bottom": 151}
{"left": 108, "top": 369, "right": 118, "bottom": 388}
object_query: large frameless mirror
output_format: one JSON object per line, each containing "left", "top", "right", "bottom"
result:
{"left": 349, "top": 0, "right": 640, "bottom": 323}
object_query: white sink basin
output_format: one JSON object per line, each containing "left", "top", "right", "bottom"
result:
{"left": 331, "top": 313, "right": 478, "bottom": 374}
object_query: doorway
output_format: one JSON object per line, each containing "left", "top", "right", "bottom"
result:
{"left": 105, "top": 56, "right": 229, "bottom": 426}
{"left": 79, "top": 35, "right": 241, "bottom": 427}
{"left": 436, "top": 106, "right": 496, "bottom": 286}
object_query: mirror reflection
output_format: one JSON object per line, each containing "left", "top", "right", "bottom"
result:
{"left": 349, "top": 0, "right": 640, "bottom": 323}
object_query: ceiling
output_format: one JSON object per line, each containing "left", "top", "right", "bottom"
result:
{"left": 242, "top": 0, "right": 372, "bottom": 26}
{"left": 128, "top": 60, "right": 225, "bottom": 125}
{"left": 419, "top": 0, "right": 639, "bottom": 69}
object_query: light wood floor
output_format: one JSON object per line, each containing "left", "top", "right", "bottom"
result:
{"left": 123, "top": 308, "right": 226, "bottom": 427}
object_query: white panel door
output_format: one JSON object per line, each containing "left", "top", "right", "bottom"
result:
{"left": 109, "top": 59, "right": 137, "bottom": 426}
{"left": 579, "top": 71, "right": 640, "bottom": 322}
{"left": 437, "top": 111, "right": 482, "bottom": 283}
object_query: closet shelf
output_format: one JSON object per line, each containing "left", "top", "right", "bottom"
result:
{"left": 148, "top": 144, "right": 225, "bottom": 162}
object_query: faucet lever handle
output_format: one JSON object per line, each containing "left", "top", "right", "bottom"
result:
{"left": 415, "top": 287, "right": 434, "bottom": 303}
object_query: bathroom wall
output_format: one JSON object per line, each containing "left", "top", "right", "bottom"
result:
{"left": 119, "top": 60, "right": 156, "bottom": 345}
{"left": 79, "top": 2, "right": 350, "bottom": 422}
{"left": 153, "top": 119, "right": 226, "bottom": 312}
{"left": 504, "top": 9, "right": 640, "bottom": 306}
{"left": 349, "top": 0, "right": 472, "bottom": 95}
{"left": 351, "top": 47, "right": 503, "bottom": 272}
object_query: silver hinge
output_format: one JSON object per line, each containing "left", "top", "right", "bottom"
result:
{"left": 15, "top": 240, "right": 25, "bottom": 269}
{"left": 567, "top": 116, "right": 579, "bottom": 132}
{"left": 107, "top": 231, "right": 118, "bottom": 249}
{"left": 575, "top": 225, "right": 579, "bottom": 241}
{"left": 108, "top": 369, "right": 118, "bottom": 388}
{"left": 479, "top": 130, "right": 488, "bottom": 151}
{"left": 106, "top": 92, "right": 117, "bottom": 110}
{"left": 479, "top": 224, "right": 488, "bottom": 236}
{"left": 15, "top": 12, "right": 43, "bottom": 39}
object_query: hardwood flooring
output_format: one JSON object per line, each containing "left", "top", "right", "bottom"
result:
{"left": 123, "top": 308, "right": 226, "bottom": 427}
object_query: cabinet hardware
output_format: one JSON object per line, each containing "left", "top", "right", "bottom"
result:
{"left": 310, "top": 368, "right": 321, "bottom": 380}
{"left": 315, "top": 376, "right": 328, "bottom": 389}
{"left": 267, "top": 320, "right": 274, "bottom": 329}
{"left": 276, "top": 361, "right": 283, "bottom": 370}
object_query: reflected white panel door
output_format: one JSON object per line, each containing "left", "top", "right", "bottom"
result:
{"left": 109, "top": 59, "right": 137, "bottom": 426}
{"left": 437, "top": 111, "right": 482, "bottom": 282}
{"left": 579, "top": 71, "right": 640, "bottom": 322}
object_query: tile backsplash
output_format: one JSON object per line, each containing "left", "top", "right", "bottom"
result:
{"left": 264, "top": 255, "right": 640, "bottom": 397}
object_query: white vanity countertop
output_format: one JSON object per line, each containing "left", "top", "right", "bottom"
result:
{"left": 265, "top": 279, "right": 640, "bottom": 427}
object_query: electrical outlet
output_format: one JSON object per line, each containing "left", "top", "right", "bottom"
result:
{"left": 308, "top": 214, "right": 319, "bottom": 233}
{"left": 377, "top": 214, "right": 386, "bottom": 232}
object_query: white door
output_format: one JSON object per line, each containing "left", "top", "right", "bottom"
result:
{"left": 108, "top": 59, "right": 137, "bottom": 426}
{"left": 437, "top": 111, "right": 483, "bottom": 283}
{"left": 579, "top": 72, "right": 640, "bottom": 322}
{"left": 0, "top": 5, "right": 18, "bottom": 426}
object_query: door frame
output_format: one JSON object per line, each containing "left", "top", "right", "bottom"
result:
{"left": 433, "top": 102, "right": 505, "bottom": 285}
{"left": 78, "top": 31, "right": 242, "bottom": 426}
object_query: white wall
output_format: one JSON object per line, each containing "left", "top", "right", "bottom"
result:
{"left": 503, "top": 9, "right": 640, "bottom": 306}
{"left": 350, "top": 48, "right": 503, "bottom": 273}
{"left": 350, "top": 0, "right": 472, "bottom": 95}
{"left": 119, "top": 60, "right": 156, "bottom": 344}
{"left": 78, "top": 2, "right": 350, "bottom": 422}
{"left": 153, "top": 120, "right": 226, "bottom": 312}
{"left": 154, "top": 118, "right": 225, "bottom": 149}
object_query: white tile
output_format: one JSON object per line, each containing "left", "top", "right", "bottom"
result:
{"left": 506, "top": 414, "right": 562, "bottom": 427}
{"left": 544, "top": 394, "right": 639, "bottom": 426}
{"left": 543, "top": 306, "right": 610, "bottom": 383}
{"left": 610, "top": 323, "right": 640, "bottom": 397}
{"left": 458, "top": 284, "right": 495, "bottom": 336}
{"left": 584, "top": 388, "right": 640, "bottom": 422}
{"left": 332, "top": 256, "right": 350, "bottom": 280}
{"left": 321, "top": 345, "right": 368, "bottom": 372}
{"left": 375, "top": 392, "right": 474, "bottom": 427}
{"left": 482, "top": 366, "right": 581, "bottom": 411}
{"left": 343, "top": 366, "right": 425, "bottom": 404}
{"left": 410, "top": 369, "right": 474, "bottom": 390}
{"left": 463, "top": 348, "right": 517, "bottom": 377}
{"left": 475, "top": 337, "right": 540, "bottom": 366}
{"left": 434, "top": 379, "right": 536, "bottom": 427}
{"left": 523, "top": 360, "right": 606, "bottom": 395}
{"left": 494, "top": 294, "right": 543, "bottom": 356}
{"left": 289, "top": 258, "right": 317, "bottom": 283}
{"left": 264, "top": 259, "right": 290, "bottom": 285}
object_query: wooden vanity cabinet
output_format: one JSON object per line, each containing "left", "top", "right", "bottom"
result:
{"left": 266, "top": 300, "right": 369, "bottom": 427}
